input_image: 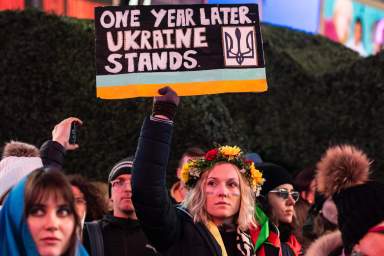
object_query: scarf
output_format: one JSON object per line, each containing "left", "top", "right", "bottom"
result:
{"left": 0, "top": 175, "right": 89, "bottom": 256}
{"left": 206, "top": 221, "right": 255, "bottom": 256}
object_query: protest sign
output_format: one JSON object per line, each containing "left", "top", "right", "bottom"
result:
{"left": 95, "top": 4, "right": 267, "bottom": 99}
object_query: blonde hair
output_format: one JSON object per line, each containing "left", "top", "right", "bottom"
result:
{"left": 182, "top": 162, "right": 257, "bottom": 231}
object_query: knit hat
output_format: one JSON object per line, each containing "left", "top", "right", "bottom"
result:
{"left": 244, "top": 152, "right": 263, "bottom": 164}
{"left": 107, "top": 157, "right": 133, "bottom": 197}
{"left": 256, "top": 162, "right": 293, "bottom": 196}
{"left": 315, "top": 144, "right": 375, "bottom": 254}
{"left": 333, "top": 182, "right": 384, "bottom": 253}
{"left": 0, "top": 156, "right": 43, "bottom": 200}
{"left": 315, "top": 144, "right": 370, "bottom": 198}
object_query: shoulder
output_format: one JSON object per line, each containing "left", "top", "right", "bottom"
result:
{"left": 306, "top": 230, "right": 342, "bottom": 256}
{"left": 175, "top": 205, "right": 193, "bottom": 222}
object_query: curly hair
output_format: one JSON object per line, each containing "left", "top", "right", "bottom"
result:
{"left": 67, "top": 174, "right": 108, "bottom": 221}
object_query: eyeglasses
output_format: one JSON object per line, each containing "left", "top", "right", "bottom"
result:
{"left": 269, "top": 188, "right": 300, "bottom": 202}
{"left": 111, "top": 179, "right": 131, "bottom": 189}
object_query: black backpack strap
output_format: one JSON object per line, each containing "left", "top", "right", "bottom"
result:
{"left": 84, "top": 221, "right": 104, "bottom": 256}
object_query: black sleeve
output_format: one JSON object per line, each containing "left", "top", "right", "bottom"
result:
{"left": 132, "top": 116, "right": 181, "bottom": 252}
{"left": 39, "top": 140, "right": 66, "bottom": 169}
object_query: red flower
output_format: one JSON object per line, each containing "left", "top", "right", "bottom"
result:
{"left": 205, "top": 149, "right": 218, "bottom": 161}
{"left": 244, "top": 160, "right": 253, "bottom": 165}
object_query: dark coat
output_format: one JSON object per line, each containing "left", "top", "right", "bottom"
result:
{"left": 132, "top": 117, "right": 224, "bottom": 256}
{"left": 83, "top": 214, "right": 159, "bottom": 256}
{"left": 40, "top": 140, "right": 66, "bottom": 168}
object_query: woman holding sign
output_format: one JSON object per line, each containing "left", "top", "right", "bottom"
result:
{"left": 131, "top": 87, "right": 264, "bottom": 256}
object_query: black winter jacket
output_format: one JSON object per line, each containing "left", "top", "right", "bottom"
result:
{"left": 40, "top": 140, "right": 66, "bottom": 168}
{"left": 83, "top": 214, "right": 159, "bottom": 256}
{"left": 132, "top": 117, "right": 225, "bottom": 256}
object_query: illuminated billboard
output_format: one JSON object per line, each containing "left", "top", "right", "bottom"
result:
{"left": 320, "top": 0, "right": 384, "bottom": 55}
{"left": 208, "top": 0, "right": 321, "bottom": 33}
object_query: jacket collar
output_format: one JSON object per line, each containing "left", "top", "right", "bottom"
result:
{"left": 176, "top": 206, "right": 223, "bottom": 256}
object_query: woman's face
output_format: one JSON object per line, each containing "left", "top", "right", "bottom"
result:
{"left": 268, "top": 183, "right": 296, "bottom": 224}
{"left": 27, "top": 193, "right": 75, "bottom": 256}
{"left": 205, "top": 163, "right": 241, "bottom": 226}
{"left": 353, "top": 223, "right": 384, "bottom": 256}
{"left": 353, "top": 232, "right": 384, "bottom": 256}
{"left": 71, "top": 185, "right": 87, "bottom": 222}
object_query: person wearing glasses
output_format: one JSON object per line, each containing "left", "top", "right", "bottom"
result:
{"left": 82, "top": 157, "right": 159, "bottom": 256}
{"left": 253, "top": 163, "right": 303, "bottom": 256}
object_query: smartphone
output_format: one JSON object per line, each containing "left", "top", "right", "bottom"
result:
{"left": 69, "top": 122, "right": 79, "bottom": 145}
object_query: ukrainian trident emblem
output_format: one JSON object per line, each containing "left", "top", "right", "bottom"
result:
{"left": 222, "top": 26, "right": 258, "bottom": 66}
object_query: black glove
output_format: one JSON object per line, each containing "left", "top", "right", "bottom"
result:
{"left": 152, "top": 87, "right": 180, "bottom": 121}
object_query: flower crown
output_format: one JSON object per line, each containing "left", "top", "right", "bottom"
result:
{"left": 180, "top": 146, "right": 265, "bottom": 195}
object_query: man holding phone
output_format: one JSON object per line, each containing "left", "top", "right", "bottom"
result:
{"left": 0, "top": 117, "right": 82, "bottom": 208}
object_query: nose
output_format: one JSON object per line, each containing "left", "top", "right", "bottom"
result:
{"left": 44, "top": 210, "right": 59, "bottom": 231}
{"left": 216, "top": 183, "right": 229, "bottom": 197}
{"left": 286, "top": 194, "right": 295, "bottom": 206}
{"left": 123, "top": 181, "right": 132, "bottom": 192}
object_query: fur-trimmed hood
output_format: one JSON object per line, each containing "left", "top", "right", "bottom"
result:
{"left": 305, "top": 230, "right": 343, "bottom": 256}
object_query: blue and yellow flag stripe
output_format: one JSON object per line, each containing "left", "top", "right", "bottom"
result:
{"left": 96, "top": 68, "right": 267, "bottom": 99}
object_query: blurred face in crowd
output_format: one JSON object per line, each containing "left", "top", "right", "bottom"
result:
{"left": 205, "top": 163, "right": 241, "bottom": 226}
{"left": 300, "top": 179, "right": 316, "bottom": 205}
{"left": 353, "top": 223, "right": 384, "bottom": 256}
{"left": 268, "top": 183, "right": 298, "bottom": 224}
{"left": 111, "top": 174, "right": 136, "bottom": 219}
{"left": 333, "top": 2, "right": 352, "bottom": 43}
{"left": 354, "top": 21, "right": 363, "bottom": 43}
{"left": 71, "top": 186, "right": 87, "bottom": 223}
{"left": 27, "top": 194, "right": 75, "bottom": 256}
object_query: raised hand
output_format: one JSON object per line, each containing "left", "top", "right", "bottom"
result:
{"left": 153, "top": 86, "right": 180, "bottom": 121}
{"left": 52, "top": 117, "right": 82, "bottom": 150}
{"left": 154, "top": 86, "right": 180, "bottom": 106}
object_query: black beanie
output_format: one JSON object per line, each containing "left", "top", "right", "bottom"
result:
{"left": 108, "top": 157, "right": 134, "bottom": 197}
{"left": 255, "top": 162, "right": 293, "bottom": 196}
{"left": 333, "top": 181, "right": 384, "bottom": 254}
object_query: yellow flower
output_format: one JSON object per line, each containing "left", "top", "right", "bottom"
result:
{"left": 180, "top": 163, "right": 190, "bottom": 184}
{"left": 219, "top": 146, "right": 241, "bottom": 159}
{"left": 250, "top": 163, "right": 264, "bottom": 186}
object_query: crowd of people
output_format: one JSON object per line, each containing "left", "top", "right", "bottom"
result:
{"left": 1, "top": 87, "right": 384, "bottom": 256}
